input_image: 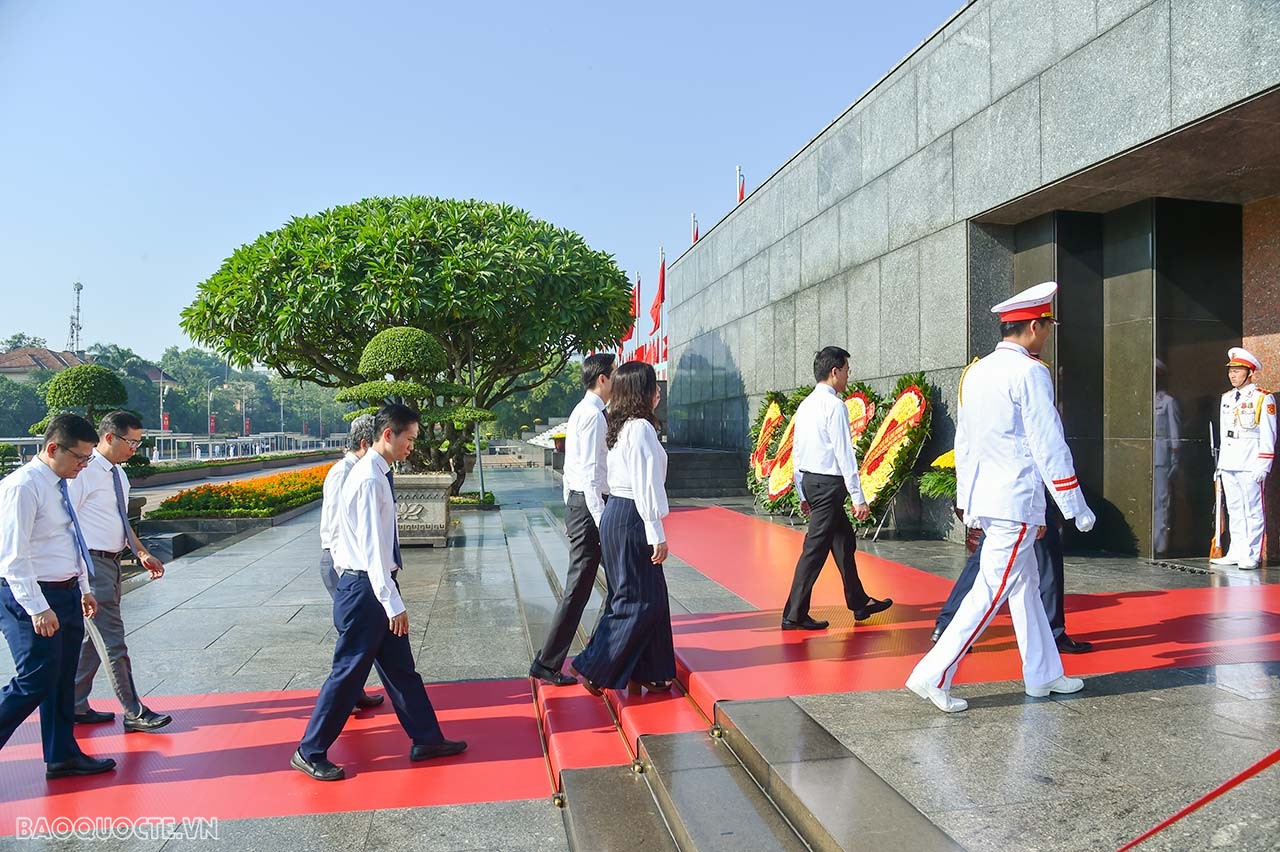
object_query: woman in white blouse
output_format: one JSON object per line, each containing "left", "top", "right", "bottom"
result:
{"left": 570, "top": 361, "right": 674, "bottom": 695}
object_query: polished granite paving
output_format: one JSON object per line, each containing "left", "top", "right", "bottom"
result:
{"left": 0, "top": 468, "right": 1276, "bottom": 850}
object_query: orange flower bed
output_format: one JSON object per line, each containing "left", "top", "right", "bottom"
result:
{"left": 148, "top": 463, "right": 335, "bottom": 519}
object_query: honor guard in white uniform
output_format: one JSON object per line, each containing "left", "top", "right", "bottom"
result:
{"left": 1211, "top": 347, "right": 1276, "bottom": 570}
{"left": 907, "top": 282, "right": 1096, "bottom": 712}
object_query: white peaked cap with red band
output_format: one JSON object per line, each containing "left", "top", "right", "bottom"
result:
{"left": 1226, "top": 347, "right": 1261, "bottom": 371}
{"left": 991, "top": 280, "right": 1057, "bottom": 322}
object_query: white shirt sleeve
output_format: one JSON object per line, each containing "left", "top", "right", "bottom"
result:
{"left": 829, "top": 397, "right": 865, "bottom": 505}
{"left": 1021, "top": 365, "right": 1088, "bottom": 519}
{"left": 1255, "top": 393, "right": 1276, "bottom": 477}
{"left": 582, "top": 410, "right": 607, "bottom": 527}
{"left": 627, "top": 422, "right": 670, "bottom": 545}
{"left": 353, "top": 479, "right": 405, "bottom": 618}
{"left": 0, "top": 483, "right": 50, "bottom": 615}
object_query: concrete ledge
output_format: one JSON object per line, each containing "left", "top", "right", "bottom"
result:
{"left": 138, "top": 498, "right": 320, "bottom": 549}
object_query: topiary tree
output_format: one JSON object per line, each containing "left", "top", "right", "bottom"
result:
{"left": 180, "top": 195, "right": 632, "bottom": 423}
{"left": 336, "top": 327, "right": 495, "bottom": 492}
{"left": 31, "top": 364, "right": 128, "bottom": 434}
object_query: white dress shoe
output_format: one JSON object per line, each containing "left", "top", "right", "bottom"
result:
{"left": 1210, "top": 556, "right": 1238, "bottom": 566}
{"left": 906, "top": 674, "right": 968, "bottom": 713}
{"left": 1238, "top": 561, "right": 1259, "bottom": 570}
{"left": 1026, "top": 675, "right": 1084, "bottom": 697}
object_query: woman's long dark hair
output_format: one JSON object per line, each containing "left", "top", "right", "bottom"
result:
{"left": 606, "top": 361, "right": 659, "bottom": 449}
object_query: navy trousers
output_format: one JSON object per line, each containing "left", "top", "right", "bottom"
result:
{"left": 572, "top": 497, "right": 675, "bottom": 690}
{"left": 935, "top": 519, "right": 1066, "bottom": 638}
{"left": 535, "top": 492, "right": 611, "bottom": 672}
{"left": 299, "top": 571, "right": 443, "bottom": 762}
{"left": 0, "top": 581, "right": 84, "bottom": 763}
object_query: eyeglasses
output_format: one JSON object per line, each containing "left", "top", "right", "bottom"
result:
{"left": 60, "top": 446, "right": 93, "bottom": 465}
{"left": 112, "top": 433, "right": 142, "bottom": 450}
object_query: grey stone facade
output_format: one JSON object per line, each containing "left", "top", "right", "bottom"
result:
{"left": 666, "top": 0, "right": 1280, "bottom": 462}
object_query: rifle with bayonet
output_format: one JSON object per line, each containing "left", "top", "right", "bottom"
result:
{"left": 1210, "top": 421, "right": 1224, "bottom": 559}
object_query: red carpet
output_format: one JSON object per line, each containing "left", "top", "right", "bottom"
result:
{"left": 0, "top": 680, "right": 550, "bottom": 835}
{"left": 667, "top": 507, "right": 1280, "bottom": 717}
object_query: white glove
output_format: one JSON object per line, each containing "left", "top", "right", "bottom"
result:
{"left": 1253, "top": 469, "right": 1269, "bottom": 485}
{"left": 1074, "top": 507, "right": 1096, "bottom": 533}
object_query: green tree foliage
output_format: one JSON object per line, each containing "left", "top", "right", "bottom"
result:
{"left": 179, "top": 196, "right": 633, "bottom": 412}
{"left": 491, "top": 361, "right": 581, "bottom": 438}
{"left": 336, "top": 327, "right": 494, "bottom": 490}
{"left": 36, "top": 364, "right": 128, "bottom": 431}
{"left": 1, "top": 333, "right": 48, "bottom": 353}
{"left": 0, "top": 377, "right": 46, "bottom": 437}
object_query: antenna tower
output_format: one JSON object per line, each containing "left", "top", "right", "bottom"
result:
{"left": 66, "top": 281, "right": 83, "bottom": 352}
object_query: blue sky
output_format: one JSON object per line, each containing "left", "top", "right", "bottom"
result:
{"left": 0, "top": 0, "right": 962, "bottom": 361}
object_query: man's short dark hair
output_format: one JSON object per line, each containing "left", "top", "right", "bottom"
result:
{"left": 375, "top": 404, "right": 421, "bottom": 439}
{"left": 582, "top": 353, "right": 617, "bottom": 390}
{"left": 813, "top": 346, "right": 851, "bottom": 383}
{"left": 45, "top": 413, "right": 98, "bottom": 449}
{"left": 1000, "top": 319, "right": 1034, "bottom": 338}
{"left": 99, "top": 410, "right": 143, "bottom": 437}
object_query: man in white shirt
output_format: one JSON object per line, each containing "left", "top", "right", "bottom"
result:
{"left": 782, "top": 346, "right": 893, "bottom": 630}
{"left": 530, "top": 354, "right": 614, "bottom": 686}
{"left": 318, "top": 413, "right": 382, "bottom": 710}
{"left": 907, "top": 282, "right": 1095, "bottom": 713}
{"left": 69, "top": 411, "right": 171, "bottom": 733}
{"left": 0, "top": 414, "right": 115, "bottom": 779}
{"left": 292, "top": 404, "right": 465, "bottom": 781}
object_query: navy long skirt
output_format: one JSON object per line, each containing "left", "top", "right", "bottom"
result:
{"left": 571, "top": 496, "right": 676, "bottom": 689}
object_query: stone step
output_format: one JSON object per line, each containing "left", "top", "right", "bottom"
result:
{"left": 561, "top": 765, "right": 679, "bottom": 852}
{"left": 715, "top": 699, "right": 963, "bottom": 852}
{"left": 639, "top": 732, "right": 809, "bottom": 852}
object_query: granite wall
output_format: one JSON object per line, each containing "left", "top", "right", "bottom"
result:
{"left": 666, "top": 0, "right": 1280, "bottom": 454}
{"left": 1243, "top": 195, "right": 1280, "bottom": 562}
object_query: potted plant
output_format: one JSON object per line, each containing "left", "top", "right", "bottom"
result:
{"left": 335, "top": 327, "right": 495, "bottom": 547}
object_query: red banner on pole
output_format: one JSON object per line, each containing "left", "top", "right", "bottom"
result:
{"left": 161, "top": 412, "right": 170, "bottom": 431}
{"left": 209, "top": 415, "right": 216, "bottom": 434}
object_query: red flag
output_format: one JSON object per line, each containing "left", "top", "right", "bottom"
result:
{"left": 691, "top": 213, "right": 699, "bottom": 244}
{"left": 620, "top": 276, "right": 638, "bottom": 343}
{"left": 737, "top": 166, "right": 745, "bottom": 203}
{"left": 650, "top": 251, "right": 665, "bottom": 334}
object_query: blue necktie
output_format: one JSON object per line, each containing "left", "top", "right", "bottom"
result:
{"left": 58, "top": 479, "right": 95, "bottom": 581}
{"left": 386, "top": 470, "right": 403, "bottom": 569}
{"left": 111, "top": 467, "right": 136, "bottom": 557}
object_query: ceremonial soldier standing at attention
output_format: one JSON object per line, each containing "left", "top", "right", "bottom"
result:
{"left": 1211, "top": 347, "right": 1276, "bottom": 570}
{"left": 907, "top": 282, "right": 1096, "bottom": 713}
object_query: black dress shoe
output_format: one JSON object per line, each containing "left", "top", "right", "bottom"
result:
{"left": 410, "top": 739, "right": 468, "bottom": 761}
{"left": 853, "top": 598, "right": 894, "bottom": 621}
{"left": 1056, "top": 634, "right": 1094, "bottom": 654}
{"left": 930, "top": 627, "right": 942, "bottom": 643}
{"left": 291, "top": 749, "right": 345, "bottom": 781}
{"left": 123, "top": 708, "right": 173, "bottom": 733}
{"left": 46, "top": 754, "right": 116, "bottom": 779}
{"left": 74, "top": 708, "right": 115, "bottom": 725}
{"left": 781, "top": 617, "right": 829, "bottom": 631}
{"left": 529, "top": 660, "right": 577, "bottom": 687}
{"left": 354, "top": 692, "right": 385, "bottom": 709}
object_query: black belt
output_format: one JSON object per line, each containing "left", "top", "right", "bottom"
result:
{"left": 0, "top": 577, "right": 79, "bottom": 590}
{"left": 89, "top": 548, "right": 129, "bottom": 561}
{"left": 800, "top": 471, "right": 841, "bottom": 479}
{"left": 341, "top": 569, "right": 399, "bottom": 578}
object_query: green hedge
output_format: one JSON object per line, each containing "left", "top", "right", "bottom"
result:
{"left": 125, "top": 450, "right": 336, "bottom": 480}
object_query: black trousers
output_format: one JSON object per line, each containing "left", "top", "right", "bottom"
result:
{"left": 535, "top": 492, "right": 610, "bottom": 672}
{"left": 0, "top": 581, "right": 84, "bottom": 763}
{"left": 299, "top": 571, "right": 443, "bottom": 762}
{"left": 783, "top": 473, "right": 869, "bottom": 622}
{"left": 935, "top": 513, "right": 1066, "bottom": 637}
{"left": 571, "top": 497, "right": 675, "bottom": 689}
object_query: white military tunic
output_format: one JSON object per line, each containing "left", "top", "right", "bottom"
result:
{"left": 910, "top": 341, "right": 1092, "bottom": 692}
{"left": 1217, "top": 382, "right": 1277, "bottom": 567}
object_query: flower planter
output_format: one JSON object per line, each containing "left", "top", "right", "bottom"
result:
{"left": 394, "top": 472, "right": 453, "bottom": 547}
